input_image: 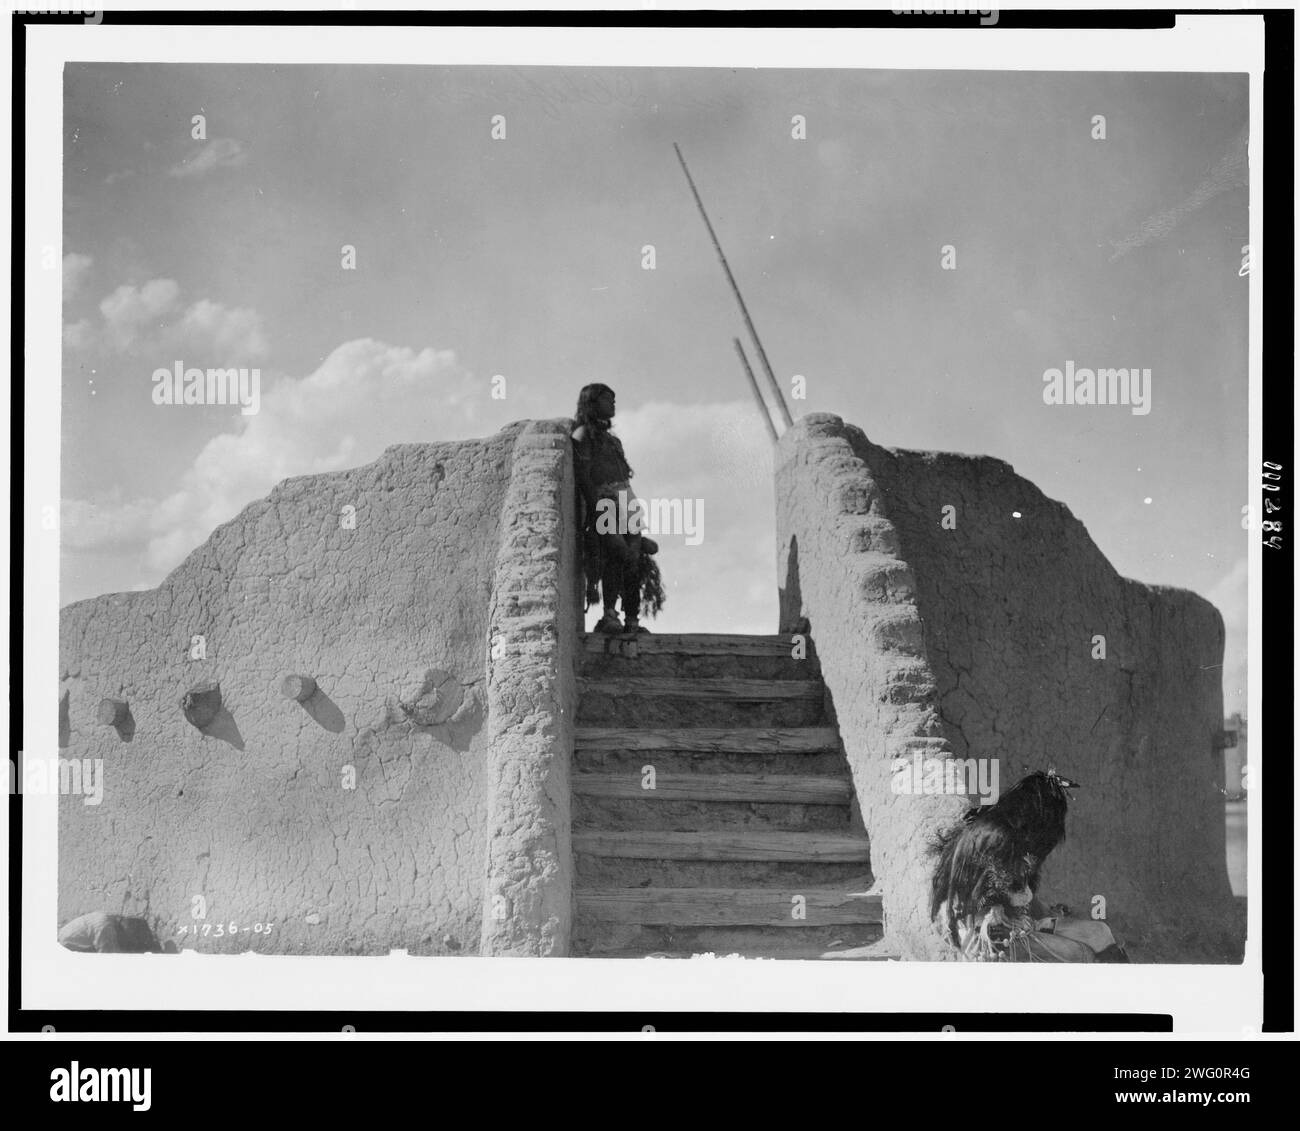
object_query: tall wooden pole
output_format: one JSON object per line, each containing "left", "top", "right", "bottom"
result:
{"left": 674, "top": 142, "right": 795, "bottom": 431}
{"left": 734, "top": 338, "right": 778, "bottom": 443}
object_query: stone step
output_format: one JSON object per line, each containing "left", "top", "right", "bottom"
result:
{"left": 578, "top": 887, "right": 882, "bottom": 926}
{"left": 572, "top": 772, "right": 853, "bottom": 805}
{"left": 585, "top": 942, "right": 896, "bottom": 961}
{"left": 572, "top": 830, "right": 871, "bottom": 862}
{"left": 572, "top": 632, "right": 870, "bottom": 959}
{"left": 583, "top": 633, "right": 808, "bottom": 658}
{"left": 574, "top": 796, "right": 853, "bottom": 833}
{"left": 576, "top": 856, "right": 873, "bottom": 890}
{"left": 575, "top": 727, "right": 840, "bottom": 754}
{"left": 578, "top": 677, "right": 822, "bottom": 700}
{"left": 576, "top": 676, "right": 825, "bottom": 726}
{"left": 580, "top": 633, "right": 820, "bottom": 680}
{"left": 574, "top": 922, "right": 886, "bottom": 959}
{"left": 575, "top": 748, "right": 849, "bottom": 776}
{"left": 576, "top": 696, "right": 824, "bottom": 729}
{"left": 573, "top": 763, "right": 857, "bottom": 830}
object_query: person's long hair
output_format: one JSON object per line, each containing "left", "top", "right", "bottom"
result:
{"left": 574, "top": 383, "right": 616, "bottom": 430}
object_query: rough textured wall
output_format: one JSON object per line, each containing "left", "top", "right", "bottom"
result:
{"left": 776, "top": 414, "right": 967, "bottom": 959}
{"left": 480, "top": 420, "right": 578, "bottom": 956}
{"left": 59, "top": 426, "right": 526, "bottom": 955}
{"left": 777, "top": 413, "right": 1241, "bottom": 962}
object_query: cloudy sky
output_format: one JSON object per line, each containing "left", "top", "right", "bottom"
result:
{"left": 61, "top": 64, "right": 1249, "bottom": 712}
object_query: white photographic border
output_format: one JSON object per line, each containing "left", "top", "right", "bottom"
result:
{"left": 11, "top": 4, "right": 1268, "bottom": 1037}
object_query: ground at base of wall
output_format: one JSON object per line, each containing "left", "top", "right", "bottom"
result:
{"left": 578, "top": 915, "right": 1247, "bottom": 963}
{"left": 1111, "top": 901, "right": 1247, "bottom": 965}
{"left": 588, "top": 931, "right": 1241, "bottom": 963}
{"left": 577, "top": 940, "right": 901, "bottom": 961}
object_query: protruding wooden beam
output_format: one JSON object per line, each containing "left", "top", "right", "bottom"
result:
{"left": 96, "top": 698, "right": 128, "bottom": 726}
{"left": 181, "top": 682, "right": 222, "bottom": 729}
{"left": 280, "top": 674, "right": 317, "bottom": 703}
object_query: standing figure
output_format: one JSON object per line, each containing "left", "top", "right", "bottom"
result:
{"left": 570, "top": 383, "right": 663, "bottom": 634}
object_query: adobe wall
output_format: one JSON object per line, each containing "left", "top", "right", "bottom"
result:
{"left": 480, "top": 420, "right": 579, "bottom": 956}
{"left": 777, "top": 413, "right": 1242, "bottom": 962}
{"left": 58, "top": 419, "right": 578, "bottom": 956}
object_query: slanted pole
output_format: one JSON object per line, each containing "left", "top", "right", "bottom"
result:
{"left": 674, "top": 142, "right": 795, "bottom": 431}
{"left": 734, "top": 338, "right": 778, "bottom": 444}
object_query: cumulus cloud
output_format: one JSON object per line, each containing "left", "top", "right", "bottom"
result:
{"left": 168, "top": 137, "right": 247, "bottom": 179}
{"left": 610, "top": 400, "right": 777, "bottom": 635}
{"left": 61, "top": 493, "right": 158, "bottom": 552}
{"left": 62, "top": 372, "right": 780, "bottom": 635}
{"left": 178, "top": 298, "right": 269, "bottom": 358}
{"left": 98, "top": 278, "right": 181, "bottom": 350}
{"left": 64, "top": 277, "right": 268, "bottom": 359}
{"left": 62, "top": 319, "right": 94, "bottom": 350}
{"left": 62, "top": 252, "right": 93, "bottom": 300}
{"left": 63, "top": 338, "right": 481, "bottom": 578}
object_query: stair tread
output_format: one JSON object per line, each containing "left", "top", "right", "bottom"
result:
{"left": 575, "top": 727, "right": 840, "bottom": 753}
{"left": 588, "top": 947, "right": 897, "bottom": 961}
{"left": 583, "top": 633, "right": 808, "bottom": 657}
{"left": 579, "top": 886, "right": 882, "bottom": 926}
{"left": 581, "top": 885, "right": 877, "bottom": 897}
{"left": 572, "top": 772, "right": 852, "bottom": 803}
{"left": 573, "top": 829, "right": 870, "bottom": 861}
{"left": 579, "top": 677, "right": 821, "bottom": 699}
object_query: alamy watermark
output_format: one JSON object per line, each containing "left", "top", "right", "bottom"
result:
{"left": 891, "top": 753, "right": 1000, "bottom": 805}
{"left": 50, "top": 1063, "right": 151, "bottom": 1111}
{"left": 1042, "top": 361, "right": 1151, "bottom": 415}
{"left": 16, "top": 9, "right": 102, "bottom": 21}
{"left": 152, "top": 361, "right": 261, "bottom": 415}
{"left": 9, "top": 757, "right": 104, "bottom": 805}
{"left": 892, "top": 8, "right": 999, "bottom": 25}
{"left": 595, "top": 490, "right": 705, "bottom": 546}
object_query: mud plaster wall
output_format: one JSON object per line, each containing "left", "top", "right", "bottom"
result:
{"left": 480, "top": 420, "right": 578, "bottom": 956}
{"left": 777, "top": 414, "right": 1242, "bottom": 962}
{"left": 59, "top": 425, "right": 530, "bottom": 955}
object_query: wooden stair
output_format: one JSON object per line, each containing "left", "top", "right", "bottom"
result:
{"left": 573, "top": 830, "right": 872, "bottom": 862}
{"left": 572, "top": 772, "right": 854, "bottom": 804}
{"left": 578, "top": 888, "right": 882, "bottom": 926}
{"left": 572, "top": 632, "right": 882, "bottom": 959}
{"left": 582, "top": 633, "right": 800, "bottom": 659}
{"left": 576, "top": 677, "right": 825, "bottom": 700}
{"left": 575, "top": 727, "right": 841, "bottom": 753}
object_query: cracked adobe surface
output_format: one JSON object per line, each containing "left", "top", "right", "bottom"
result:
{"left": 59, "top": 427, "right": 524, "bottom": 955}
{"left": 778, "top": 414, "right": 1241, "bottom": 962}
